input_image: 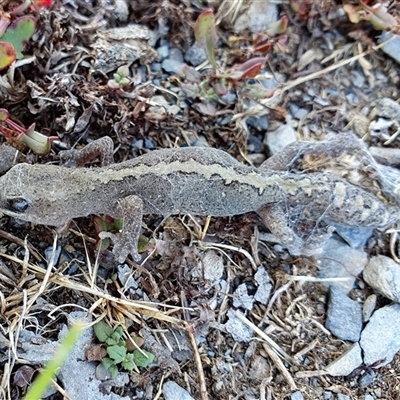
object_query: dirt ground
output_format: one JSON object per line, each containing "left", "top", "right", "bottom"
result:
{"left": 1, "top": 1, "right": 400, "bottom": 399}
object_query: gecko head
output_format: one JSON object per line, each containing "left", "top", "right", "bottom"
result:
{"left": 0, "top": 163, "right": 74, "bottom": 226}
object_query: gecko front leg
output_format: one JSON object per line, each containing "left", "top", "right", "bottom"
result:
{"left": 99, "top": 195, "right": 144, "bottom": 263}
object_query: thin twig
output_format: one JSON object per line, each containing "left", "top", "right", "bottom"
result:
{"left": 188, "top": 329, "right": 209, "bottom": 400}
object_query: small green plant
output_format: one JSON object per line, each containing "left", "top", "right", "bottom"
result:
{"left": 181, "top": 9, "right": 286, "bottom": 115}
{"left": 344, "top": 1, "right": 399, "bottom": 33}
{"left": 0, "top": 0, "right": 52, "bottom": 70}
{"left": 0, "top": 108, "right": 57, "bottom": 154}
{"left": 108, "top": 65, "right": 131, "bottom": 89}
{"left": 93, "top": 320, "right": 155, "bottom": 380}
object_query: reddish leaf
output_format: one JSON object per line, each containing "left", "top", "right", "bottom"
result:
{"left": 252, "top": 42, "right": 272, "bottom": 53}
{"left": 232, "top": 57, "right": 268, "bottom": 72}
{"left": 14, "top": 365, "right": 36, "bottom": 387}
{"left": 182, "top": 64, "right": 202, "bottom": 83}
{"left": 194, "top": 102, "right": 217, "bottom": 116}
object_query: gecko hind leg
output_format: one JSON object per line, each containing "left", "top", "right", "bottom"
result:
{"left": 257, "top": 204, "right": 334, "bottom": 256}
{"left": 59, "top": 136, "right": 114, "bottom": 167}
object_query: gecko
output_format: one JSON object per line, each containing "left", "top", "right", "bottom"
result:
{"left": 0, "top": 136, "right": 397, "bottom": 263}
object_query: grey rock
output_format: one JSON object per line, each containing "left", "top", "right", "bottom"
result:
{"left": 359, "top": 369, "right": 376, "bottom": 389}
{"left": 191, "top": 250, "right": 224, "bottom": 283}
{"left": 18, "top": 330, "right": 58, "bottom": 364}
{"left": 163, "top": 381, "right": 195, "bottom": 400}
{"left": 220, "top": 93, "right": 237, "bottom": 103}
{"left": 157, "top": 43, "right": 169, "bottom": 60}
{"left": 360, "top": 303, "right": 400, "bottom": 367}
{"left": 44, "top": 245, "right": 61, "bottom": 264}
{"left": 350, "top": 70, "right": 365, "bottom": 88}
{"left": 233, "top": 283, "right": 254, "bottom": 310}
{"left": 105, "top": 0, "right": 129, "bottom": 22}
{"left": 225, "top": 309, "right": 253, "bottom": 342}
{"left": 290, "top": 391, "right": 304, "bottom": 400}
{"left": 337, "top": 395, "right": 351, "bottom": 400}
{"left": 364, "top": 395, "right": 374, "bottom": 400}
{"left": 323, "top": 392, "right": 333, "bottom": 400}
{"left": 131, "top": 139, "right": 144, "bottom": 150}
{"left": 248, "top": 355, "right": 270, "bottom": 384}
{"left": 325, "top": 286, "right": 362, "bottom": 342}
{"left": 234, "top": 2, "right": 278, "bottom": 33}
{"left": 118, "top": 264, "right": 138, "bottom": 289}
{"left": 264, "top": 124, "right": 297, "bottom": 155}
{"left": 92, "top": 24, "right": 158, "bottom": 73}
{"left": 288, "top": 103, "right": 308, "bottom": 120}
{"left": 169, "top": 47, "right": 184, "bottom": 63}
{"left": 328, "top": 224, "right": 374, "bottom": 249}
{"left": 363, "top": 255, "right": 400, "bottom": 302}
{"left": 184, "top": 44, "right": 207, "bottom": 66}
{"left": 379, "top": 32, "right": 400, "bottom": 64}
{"left": 316, "top": 236, "right": 368, "bottom": 293}
{"left": 247, "top": 134, "right": 264, "bottom": 153}
{"left": 325, "top": 343, "right": 363, "bottom": 376}
{"left": 362, "top": 294, "right": 377, "bottom": 322}
{"left": 247, "top": 115, "right": 269, "bottom": 131}
{"left": 217, "top": 114, "right": 233, "bottom": 126}
{"left": 161, "top": 59, "right": 184, "bottom": 74}
{"left": 254, "top": 266, "right": 272, "bottom": 305}
{"left": 150, "top": 62, "right": 161, "bottom": 72}
{"left": 0, "top": 144, "right": 19, "bottom": 173}
{"left": 0, "top": 331, "right": 10, "bottom": 350}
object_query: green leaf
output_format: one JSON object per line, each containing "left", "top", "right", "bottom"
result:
{"left": 2, "top": 15, "right": 36, "bottom": 59}
{"left": 194, "top": 9, "right": 218, "bottom": 70}
{"left": 265, "top": 15, "right": 288, "bottom": 36}
{"left": 107, "top": 344, "right": 126, "bottom": 364}
{"left": 122, "top": 353, "right": 136, "bottom": 371}
{"left": 362, "top": 3, "right": 397, "bottom": 31}
{"left": 97, "top": 358, "right": 118, "bottom": 380}
{"left": 133, "top": 349, "right": 155, "bottom": 368}
{"left": 93, "top": 321, "right": 114, "bottom": 343}
{"left": 0, "top": 41, "right": 16, "bottom": 70}
{"left": 0, "top": 108, "right": 10, "bottom": 121}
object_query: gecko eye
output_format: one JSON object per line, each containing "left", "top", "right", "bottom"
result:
{"left": 8, "top": 198, "right": 30, "bottom": 213}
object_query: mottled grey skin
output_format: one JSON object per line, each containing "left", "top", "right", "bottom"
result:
{"left": 0, "top": 139, "right": 397, "bottom": 262}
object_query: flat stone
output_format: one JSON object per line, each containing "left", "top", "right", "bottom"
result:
{"left": 291, "top": 391, "right": 304, "bottom": 400}
{"left": 362, "top": 294, "right": 377, "bottom": 322}
{"left": 225, "top": 309, "right": 253, "bottom": 342}
{"left": 163, "top": 381, "right": 195, "bottom": 400}
{"left": 254, "top": 267, "right": 273, "bottom": 305}
{"left": 363, "top": 255, "right": 400, "bottom": 302}
{"left": 360, "top": 303, "right": 400, "bottom": 367}
{"left": 234, "top": 2, "right": 278, "bottom": 33}
{"left": 264, "top": 124, "right": 297, "bottom": 156}
{"left": 325, "top": 286, "right": 362, "bottom": 342}
{"left": 325, "top": 343, "right": 363, "bottom": 376}
{"left": 233, "top": 283, "right": 254, "bottom": 310}
{"left": 316, "top": 236, "right": 368, "bottom": 294}
{"left": 379, "top": 32, "right": 400, "bottom": 64}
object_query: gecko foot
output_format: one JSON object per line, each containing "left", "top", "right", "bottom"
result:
{"left": 99, "top": 231, "right": 141, "bottom": 263}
